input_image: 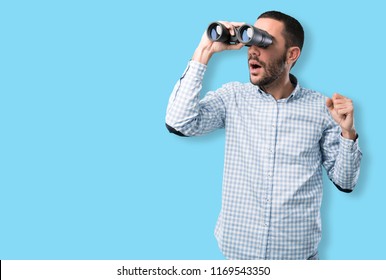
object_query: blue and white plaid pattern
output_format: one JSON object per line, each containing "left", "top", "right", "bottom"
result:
{"left": 166, "top": 60, "right": 362, "bottom": 260}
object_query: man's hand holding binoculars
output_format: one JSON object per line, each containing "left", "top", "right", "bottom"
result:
{"left": 192, "top": 21, "right": 245, "bottom": 65}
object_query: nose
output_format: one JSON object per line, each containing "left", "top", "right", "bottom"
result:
{"left": 248, "top": 45, "right": 261, "bottom": 57}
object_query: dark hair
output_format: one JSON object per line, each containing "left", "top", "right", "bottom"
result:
{"left": 258, "top": 11, "right": 304, "bottom": 51}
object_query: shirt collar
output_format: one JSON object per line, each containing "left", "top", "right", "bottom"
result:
{"left": 288, "top": 74, "right": 301, "bottom": 101}
{"left": 256, "top": 74, "right": 301, "bottom": 102}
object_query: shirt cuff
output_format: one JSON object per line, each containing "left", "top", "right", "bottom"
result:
{"left": 339, "top": 134, "right": 359, "bottom": 152}
{"left": 184, "top": 60, "right": 207, "bottom": 79}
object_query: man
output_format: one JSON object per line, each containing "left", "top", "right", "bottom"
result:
{"left": 165, "top": 11, "right": 362, "bottom": 260}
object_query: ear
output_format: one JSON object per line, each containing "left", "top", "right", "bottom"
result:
{"left": 286, "top": 46, "right": 301, "bottom": 67}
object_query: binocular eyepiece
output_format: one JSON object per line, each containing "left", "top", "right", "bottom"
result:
{"left": 206, "top": 21, "right": 273, "bottom": 48}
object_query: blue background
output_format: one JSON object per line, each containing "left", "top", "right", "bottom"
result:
{"left": 0, "top": 0, "right": 384, "bottom": 260}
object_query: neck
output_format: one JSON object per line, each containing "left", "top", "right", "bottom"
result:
{"left": 261, "top": 74, "right": 295, "bottom": 100}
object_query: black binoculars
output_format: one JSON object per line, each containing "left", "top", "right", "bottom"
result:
{"left": 206, "top": 21, "right": 272, "bottom": 48}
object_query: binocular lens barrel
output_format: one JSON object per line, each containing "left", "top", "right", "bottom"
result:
{"left": 209, "top": 24, "right": 221, "bottom": 40}
{"left": 206, "top": 22, "right": 238, "bottom": 43}
{"left": 237, "top": 24, "right": 272, "bottom": 47}
{"left": 240, "top": 26, "right": 254, "bottom": 42}
{"left": 206, "top": 22, "right": 273, "bottom": 48}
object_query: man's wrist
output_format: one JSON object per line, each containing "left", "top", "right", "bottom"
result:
{"left": 192, "top": 46, "right": 213, "bottom": 65}
{"left": 341, "top": 128, "right": 357, "bottom": 140}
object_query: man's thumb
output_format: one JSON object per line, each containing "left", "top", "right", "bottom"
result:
{"left": 326, "top": 98, "right": 334, "bottom": 111}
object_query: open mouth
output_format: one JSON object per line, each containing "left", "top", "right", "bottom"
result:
{"left": 249, "top": 60, "right": 262, "bottom": 74}
{"left": 249, "top": 60, "right": 262, "bottom": 69}
{"left": 250, "top": 63, "right": 261, "bottom": 69}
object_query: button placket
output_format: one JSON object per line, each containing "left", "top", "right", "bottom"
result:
{"left": 261, "top": 101, "right": 278, "bottom": 258}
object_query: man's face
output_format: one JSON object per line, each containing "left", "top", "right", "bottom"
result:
{"left": 248, "top": 18, "right": 289, "bottom": 88}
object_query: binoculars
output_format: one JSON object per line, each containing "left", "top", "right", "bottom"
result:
{"left": 206, "top": 21, "right": 272, "bottom": 48}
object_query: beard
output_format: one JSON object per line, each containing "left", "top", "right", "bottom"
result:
{"left": 249, "top": 51, "right": 287, "bottom": 89}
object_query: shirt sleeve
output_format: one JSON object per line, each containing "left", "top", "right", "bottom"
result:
{"left": 165, "top": 60, "right": 226, "bottom": 136}
{"left": 320, "top": 104, "right": 362, "bottom": 192}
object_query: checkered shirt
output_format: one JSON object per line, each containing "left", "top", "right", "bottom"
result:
{"left": 165, "top": 60, "right": 362, "bottom": 260}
